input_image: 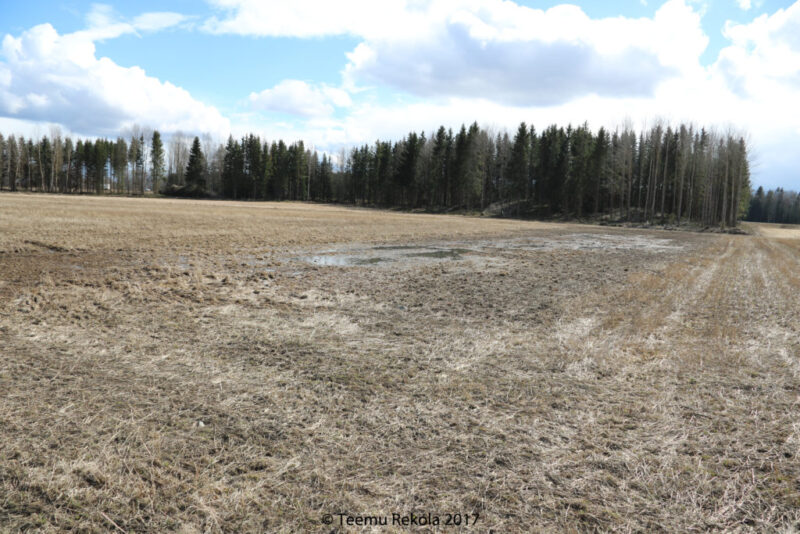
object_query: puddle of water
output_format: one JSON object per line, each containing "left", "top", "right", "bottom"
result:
{"left": 300, "top": 247, "right": 470, "bottom": 267}
{"left": 295, "top": 233, "right": 679, "bottom": 269}
{"left": 305, "top": 255, "right": 354, "bottom": 266}
{"left": 303, "top": 255, "right": 394, "bottom": 266}
{"left": 405, "top": 248, "right": 471, "bottom": 259}
{"left": 354, "top": 257, "right": 392, "bottom": 265}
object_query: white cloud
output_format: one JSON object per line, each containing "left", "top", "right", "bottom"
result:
{"left": 357, "top": 0, "right": 710, "bottom": 105}
{"left": 737, "top": 0, "right": 752, "bottom": 10}
{"left": 78, "top": 3, "right": 188, "bottom": 42}
{"left": 709, "top": 2, "right": 800, "bottom": 186}
{"left": 3, "top": 0, "right": 799, "bottom": 188}
{"left": 203, "top": 0, "right": 416, "bottom": 40}
{"left": 720, "top": 1, "right": 800, "bottom": 85}
{"left": 249, "top": 80, "right": 352, "bottom": 118}
{"left": 207, "top": 0, "right": 707, "bottom": 106}
{"left": 132, "top": 12, "right": 188, "bottom": 32}
{"left": 206, "top": 0, "right": 799, "bottom": 187}
{"left": 0, "top": 21, "right": 229, "bottom": 136}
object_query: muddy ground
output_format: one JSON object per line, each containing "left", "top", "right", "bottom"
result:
{"left": 1, "top": 194, "right": 799, "bottom": 532}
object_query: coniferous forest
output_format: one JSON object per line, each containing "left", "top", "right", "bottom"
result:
{"left": 746, "top": 187, "right": 800, "bottom": 224}
{"left": 0, "top": 121, "right": 752, "bottom": 226}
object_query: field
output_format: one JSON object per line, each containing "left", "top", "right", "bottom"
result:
{"left": 1, "top": 194, "right": 799, "bottom": 533}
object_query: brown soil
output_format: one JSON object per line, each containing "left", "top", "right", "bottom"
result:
{"left": 1, "top": 193, "right": 799, "bottom": 532}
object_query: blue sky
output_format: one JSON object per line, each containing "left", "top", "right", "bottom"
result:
{"left": 1, "top": 0, "right": 798, "bottom": 189}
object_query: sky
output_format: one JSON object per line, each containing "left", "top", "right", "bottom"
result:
{"left": 0, "top": 0, "right": 798, "bottom": 190}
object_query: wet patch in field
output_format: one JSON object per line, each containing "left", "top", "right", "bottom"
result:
{"left": 405, "top": 248, "right": 472, "bottom": 259}
{"left": 372, "top": 245, "right": 420, "bottom": 251}
{"left": 299, "top": 246, "right": 477, "bottom": 267}
{"left": 304, "top": 255, "right": 395, "bottom": 266}
{"left": 483, "top": 233, "right": 683, "bottom": 252}
{"left": 296, "top": 233, "right": 681, "bottom": 268}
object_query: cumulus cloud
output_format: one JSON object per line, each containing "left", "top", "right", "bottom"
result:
{"left": 718, "top": 1, "right": 800, "bottom": 92}
{"left": 3, "top": 0, "right": 797, "bottom": 187}
{"left": 249, "top": 80, "right": 352, "bottom": 117}
{"left": 707, "top": 1, "right": 800, "bottom": 186}
{"left": 0, "top": 20, "right": 229, "bottom": 136}
{"left": 204, "top": 0, "right": 800, "bottom": 186}
{"left": 344, "top": 26, "right": 671, "bottom": 106}
{"left": 351, "top": 0, "right": 710, "bottom": 105}
{"left": 206, "top": 0, "right": 706, "bottom": 106}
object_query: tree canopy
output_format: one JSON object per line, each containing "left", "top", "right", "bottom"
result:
{"left": 0, "top": 120, "right": 753, "bottom": 227}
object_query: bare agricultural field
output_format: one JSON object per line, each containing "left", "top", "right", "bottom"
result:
{"left": 1, "top": 193, "right": 800, "bottom": 533}
{"left": 743, "top": 221, "right": 800, "bottom": 241}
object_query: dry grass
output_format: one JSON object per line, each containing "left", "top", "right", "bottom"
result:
{"left": 741, "top": 221, "right": 800, "bottom": 240}
{"left": 0, "top": 194, "right": 559, "bottom": 254}
{"left": 1, "top": 194, "right": 799, "bottom": 532}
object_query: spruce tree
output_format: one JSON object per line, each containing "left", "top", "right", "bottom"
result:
{"left": 151, "top": 131, "right": 165, "bottom": 194}
{"left": 113, "top": 138, "right": 127, "bottom": 193}
{"left": 127, "top": 136, "right": 140, "bottom": 192}
{"left": 508, "top": 122, "right": 530, "bottom": 213}
{"left": 185, "top": 136, "right": 206, "bottom": 192}
{"left": 0, "top": 133, "right": 6, "bottom": 190}
{"left": 7, "top": 135, "right": 18, "bottom": 191}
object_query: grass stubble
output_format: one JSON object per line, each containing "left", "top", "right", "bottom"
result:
{"left": 1, "top": 194, "right": 799, "bottom": 532}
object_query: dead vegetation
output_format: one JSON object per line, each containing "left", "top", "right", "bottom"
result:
{"left": 1, "top": 193, "right": 799, "bottom": 532}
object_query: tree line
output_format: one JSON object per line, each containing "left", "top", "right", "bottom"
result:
{"left": 747, "top": 187, "right": 800, "bottom": 224}
{"left": 0, "top": 120, "right": 751, "bottom": 226}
